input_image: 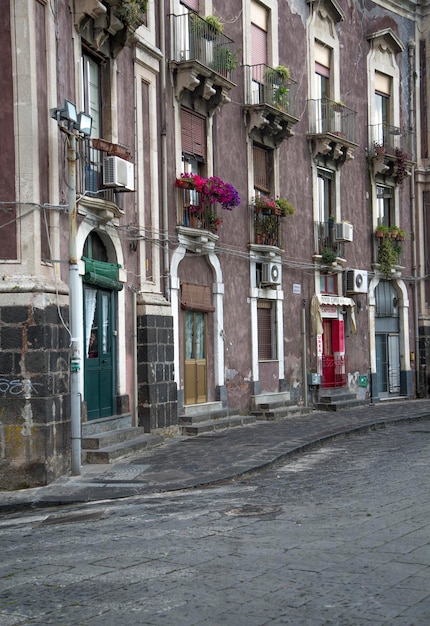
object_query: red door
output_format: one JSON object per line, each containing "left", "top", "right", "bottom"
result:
{"left": 322, "top": 319, "right": 346, "bottom": 388}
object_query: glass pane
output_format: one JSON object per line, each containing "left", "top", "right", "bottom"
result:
{"left": 101, "top": 294, "right": 109, "bottom": 354}
{"left": 195, "top": 312, "right": 205, "bottom": 359}
{"left": 185, "top": 311, "right": 194, "bottom": 359}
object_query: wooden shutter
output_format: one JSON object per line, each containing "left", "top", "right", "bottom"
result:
{"left": 253, "top": 145, "right": 269, "bottom": 192}
{"left": 181, "top": 283, "right": 215, "bottom": 312}
{"left": 181, "top": 107, "right": 206, "bottom": 160}
{"left": 257, "top": 300, "right": 273, "bottom": 360}
{"left": 375, "top": 71, "right": 391, "bottom": 96}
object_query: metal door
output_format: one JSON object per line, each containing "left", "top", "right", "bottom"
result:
{"left": 84, "top": 287, "right": 115, "bottom": 420}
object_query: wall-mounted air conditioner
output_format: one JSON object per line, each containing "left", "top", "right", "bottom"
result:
{"left": 103, "top": 156, "right": 135, "bottom": 191}
{"left": 336, "top": 221, "right": 353, "bottom": 242}
{"left": 261, "top": 262, "right": 281, "bottom": 286}
{"left": 346, "top": 269, "right": 368, "bottom": 294}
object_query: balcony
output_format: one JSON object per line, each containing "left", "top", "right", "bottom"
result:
{"left": 307, "top": 98, "right": 358, "bottom": 164}
{"left": 75, "top": 138, "right": 131, "bottom": 221}
{"left": 169, "top": 13, "right": 237, "bottom": 113}
{"left": 252, "top": 208, "right": 282, "bottom": 248}
{"left": 243, "top": 64, "right": 300, "bottom": 148}
{"left": 177, "top": 187, "right": 222, "bottom": 241}
{"left": 367, "top": 123, "right": 415, "bottom": 181}
{"left": 313, "top": 220, "right": 348, "bottom": 262}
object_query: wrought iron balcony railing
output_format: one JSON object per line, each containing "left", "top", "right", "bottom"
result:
{"left": 252, "top": 205, "right": 282, "bottom": 247}
{"left": 314, "top": 220, "right": 345, "bottom": 259}
{"left": 308, "top": 98, "right": 357, "bottom": 144}
{"left": 177, "top": 187, "right": 222, "bottom": 234}
{"left": 170, "top": 13, "right": 237, "bottom": 80}
{"left": 76, "top": 141, "right": 117, "bottom": 203}
{"left": 243, "top": 64, "right": 299, "bottom": 118}
{"left": 368, "top": 122, "right": 414, "bottom": 159}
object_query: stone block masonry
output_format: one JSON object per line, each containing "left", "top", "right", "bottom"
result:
{"left": 0, "top": 304, "right": 71, "bottom": 490}
{"left": 137, "top": 314, "right": 177, "bottom": 432}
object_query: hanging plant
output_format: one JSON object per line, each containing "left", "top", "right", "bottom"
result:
{"left": 393, "top": 147, "right": 408, "bottom": 185}
{"left": 378, "top": 238, "right": 400, "bottom": 277}
{"left": 115, "top": 0, "right": 148, "bottom": 30}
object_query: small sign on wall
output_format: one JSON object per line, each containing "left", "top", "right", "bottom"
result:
{"left": 293, "top": 283, "right": 301, "bottom": 295}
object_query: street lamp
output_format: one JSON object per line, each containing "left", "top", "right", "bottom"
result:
{"left": 51, "top": 100, "right": 92, "bottom": 476}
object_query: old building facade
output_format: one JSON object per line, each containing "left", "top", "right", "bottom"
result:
{"left": 0, "top": 0, "right": 428, "bottom": 488}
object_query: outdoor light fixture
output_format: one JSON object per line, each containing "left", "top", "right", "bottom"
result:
{"left": 50, "top": 99, "right": 92, "bottom": 137}
{"left": 77, "top": 112, "right": 92, "bottom": 137}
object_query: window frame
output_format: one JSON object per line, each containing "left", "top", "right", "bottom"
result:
{"left": 257, "top": 299, "right": 277, "bottom": 361}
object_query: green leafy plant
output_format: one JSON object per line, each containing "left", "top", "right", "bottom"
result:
{"left": 116, "top": 0, "right": 148, "bottom": 29}
{"left": 264, "top": 65, "right": 290, "bottom": 81}
{"left": 210, "top": 46, "right": 240, "bottom": 74}
{"left": 321, "top": 247, "right": 337, "bottom": 264}
{"left": 378, "top": 238, "right": 400, "bottom": 277}
{"left": 190, "top": 13, "right": 224, "bottom": 38}
{"left": 375, "top": 224, "right": 390, "bottom": 238}
{"left": 275, "top": 198, "right": 295, "bottom": 216}
{"left": 394, "top": 147, "right": 408, "bottom": 185}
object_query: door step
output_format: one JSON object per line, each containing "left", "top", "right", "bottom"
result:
{"left": 82, "top": 415, "right": 163, "bottom": 464}
{"left": 179, "top": 404, "right": 256, "bottom": 435}
{"left": 314, "top": 388, "right": 369, "bottom": 411}
{"left": 251, "top": 392, "right": 311, "bottom": 421}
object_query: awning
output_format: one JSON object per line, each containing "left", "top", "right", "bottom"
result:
{"left": 311, "top": 294, "right": 357, "bottom": 335}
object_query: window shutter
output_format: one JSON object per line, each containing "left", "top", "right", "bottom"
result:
{"left": 253, "top": 145, "right": 269, "bottom": 192}
{"left": 181, "top": 283, "right": 215, "bottom": 312}
{"left": 375, "top": 71, "right": 391, "bottom": 96}
{"left": 181, "top": 108, "right": 206, "bottom": 160}
{"left": 257, "top": 300, "right": 273, "bottom": 360}
{"left": 251, "top": 23, "right": 267, "bottom": 67}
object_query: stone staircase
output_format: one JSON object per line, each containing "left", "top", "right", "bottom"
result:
{"left": 179, "top": 401, "right": 256, "bottom": 435}
{"left": 314, "top": 387, "right": 369, "bottom": 411}
{"left": 82, "top": 414, "right": 164, "bottom": 464}
{"left": 251, "top": 391, "right": 311, "bottom": 421}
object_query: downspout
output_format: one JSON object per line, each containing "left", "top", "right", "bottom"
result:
{"left": 160, "top": 0, "right": 170, "bottom": 300}
{"left": 408, "top": 39, "right": 420, "bottom": 396}
{"left": 132, "top": 289, "right": 138, "bottom": 425}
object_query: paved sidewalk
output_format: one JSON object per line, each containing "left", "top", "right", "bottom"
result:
{"left": 1, "top": 398, "right": 430, "bottom": 513}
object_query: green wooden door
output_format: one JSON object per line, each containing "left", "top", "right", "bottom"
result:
{"left": 84, "top": 287, "right": 115, "bottom": 420}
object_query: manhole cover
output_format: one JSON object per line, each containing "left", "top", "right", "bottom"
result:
{"left": 37, "top": 509, "right": 107, "bottom": 527}
{"left": 224, "top": 504, "right": 281, "bottom": 517}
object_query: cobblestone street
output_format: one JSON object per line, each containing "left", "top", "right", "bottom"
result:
{"left": 1, "top": 421, "right": 430, "bottom": 625}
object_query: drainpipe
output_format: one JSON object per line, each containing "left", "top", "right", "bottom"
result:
{"left": 302, "top": 299, "right": 308, "bottom": 407}
{"left": 132, "top": 289, "right": 138, "bottom": 426}
{"left": 160, "top": 0, "right": 170, "bottom": 300}
{"left": 408, "top": 39, "right": 420, "bottom": 396}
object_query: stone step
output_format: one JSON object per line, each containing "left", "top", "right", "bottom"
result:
{"left": 314, "top": 398, "right": 369, "bottom": 412}
{"left": 82, "top": 426, "right": 148, "bottom": 450}
{"left": 178, "top": 408, "right": 229, "bottom": 425}
{"left": 253, "top": 405, "right": 312, "bottom": 421}
{"left": 83, "top": 433, "right": 164, "bottom": 464}
{"left": 318, "top": 392, "right": 356, "bottom": 403}
{"left": 82, "top": 414, "right": 133, "bottom": 437}
{"left": 180, "top": 414, "right": 256, "bottom": 436}
{"left": 252, "top": 391, "right": 291, "bottom": 410}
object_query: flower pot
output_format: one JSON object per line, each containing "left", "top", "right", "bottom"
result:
{"left": 376, "top": 230, "right": 384, "bottom": 239}
{"left": 255, "top": 233, "right": 265, "bottom": 244}
{"left": 180, "top": 180, "right": 194, "bottom": 189}
{"left": 190, "top": 215, "right": 199, "bottom": 228}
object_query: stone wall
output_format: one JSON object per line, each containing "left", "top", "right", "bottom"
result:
{"left": 137, "top": 314, "right": 177, "bottom": 432}
{"left": 0, "top": 304, "right": 71, "bottom": 490}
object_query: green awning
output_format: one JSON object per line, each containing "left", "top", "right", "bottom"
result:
{"left": 82, "top": 257, "right": 123, "bottom": 291}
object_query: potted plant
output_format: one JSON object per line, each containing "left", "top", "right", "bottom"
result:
{"left": 375, "top": 224, "right": 390, "bottom": 239}
{"left": 264, "top": 65, "right": 290, "bottom": 82}
{"left": 207, "top": 213, "right": 223, "bottom": 233}
{"left": 332, "top": 99, "right": 345, "bottom": 112}
{"left": 396, "top": 228, "right": 406, "bottom": 241}
{"left": 275, "top": 198, "right": 295, "bottom": 217}
{"left": 114, "top": 0, "right": 148, "bottom": 30}
{"left": 321, "top": 247, "right": 337, "bottom": 264}
{"left": 190, "top": 13, "right": 224, "bottom": 39}
{"left": 374, "top": 142, "right": 385, "bottom": 156}
{"left": 254, "top": 196, "right": 277, "bottom": 214}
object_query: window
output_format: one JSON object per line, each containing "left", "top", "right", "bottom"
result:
{"left": 315, "top": 41, "right": 331, "bottom": 133}
{"left": 376, "top": 185, "right": 394, "bottom": 227}
{"left": 250, "top": 1, "right": 268, "bottom": 101}
{"left": 320, "top": 273, "right": 337, "bottom": 294}
{"left": 181, "top": 107, "right": 206, "bottom": 163}
{"left": 257, "top": 300, "right": 276, "bottom": 360}
{"left": 253, "top": 144, "right": 272, "bottom": 195}
{"left": 82, "top": 52, "right": 101, "bottom": 192}
{"left": 317, "top": 168, "right": 334, "bottom": 223}
{"left": 374, "top": 72, "right": 391, "bottom": 145}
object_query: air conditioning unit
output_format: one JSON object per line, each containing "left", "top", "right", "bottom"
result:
{"left": 346, "top": 269, "right": 368, "bottom": 294}
{"left": 103, "top": 156, "right": 135, "bottom": 191}
{"left": 261, "top": 262, "right": 281, "bottom": 285}
{"left": 336, "top": 221, "right": 353, "bottom": 242}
